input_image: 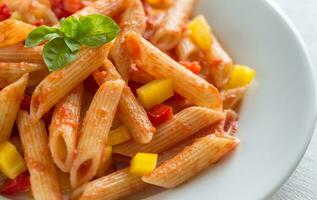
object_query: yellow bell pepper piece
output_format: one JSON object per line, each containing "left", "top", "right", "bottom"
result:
{"left": 137, "top": 79, "right": 174, "bottom": 109}
{"left": 96, "top": 146, "right": 113, "bottom": 178}
{"left": 108, "top": 125, "right": 131, "bottom": 146}
{"left": 187, "top": 15, "right": 213, "bottom": 51}
{"left": 0, "top": 141, "right": 27, "bottom": 179}
{"left": 224, "top": 65, "right": 256, "bottom": 90}
{"left": 146, "top": 0, "right": 172, "bottom": 8}
{"left": 130, "top": 153, "right": 158, "bottom": 176}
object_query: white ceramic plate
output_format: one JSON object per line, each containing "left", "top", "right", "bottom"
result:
{"left": 132, "top": 0, "right": 317, "bottom": 199}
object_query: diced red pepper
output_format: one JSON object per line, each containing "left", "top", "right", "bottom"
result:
{"left": 0, "top": 172, "right": 30, "bottom": 195}
{"left": 147, "top": 104, "right": 173, "bottom": 126}
{"left": 50, "top": 0, "right": 71, "bottom": 19}
{"left": 179, "top": 61, "right": 202, "bottom": 74}
{"left": 0, "top": 3, "right": 12, "bottom": 21}
{"left": 63, "top": 0, "right": 84, "bottom": 14}
{"left": 20, "top": 95, "right": 31, "bottom": 111}
{"left": 84, "top": 75, "right": 99, "bottom": 94}
{"left": 32, "top": 19, "right": 45, "bottom": 27}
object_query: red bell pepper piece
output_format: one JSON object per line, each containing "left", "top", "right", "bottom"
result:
{"left": 0, "top": 172, "right": 30, "bottom": 195}
{"left": 0, "top": 3, "right": 12, "bottom": 21}
{"left": 63, "top": 0, "right": 84, "bottom": 14}
{"left": 147, "top": 104, "right": 173, "bottom": 126}
{"left": 179, "top": 61, "right": 202, "bottom": 74}
{"left": 32, "top": 19, "right": 45, "bottom": 26}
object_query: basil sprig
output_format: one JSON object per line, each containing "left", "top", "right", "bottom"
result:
{"left": 25, "top": 14, "right": 120, "bottom": 72}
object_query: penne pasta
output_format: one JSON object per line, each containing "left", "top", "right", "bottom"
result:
{"left": 49, "top": 84, "right": 83, "bottom": 173}
{"left": 129, "top": 65, "right": 154, "bottom": 84}
{"left": 113, "top": 107, "right": 224, "bottom": 157}
{"left": 93, "top": 60, "right": 155, "bottom": 144}
{"left": 16, "top": 110, "right": 62, "bottom": 200}
{"left": 0, "top": 62, "right": 47, "bottom": 88}
{"left": 176, "top": 34, "right": 201, "bottom": 61}
{"left": 70, "top": 80, "right": 124, "bottom": 188}
{"left": 110, "top": 0, "right": 146, "bottom": 81}
{"left": 206, "top": 34, "right": 233, "bottom": 89}
{"left": 0, "top": 19, "right": 35, "bottom": 48}
{"left": 142, "top": 134, "right": 240, "bottom": 188}
{"left": 30, "top": 44, "right": 111, "bottom": 121}
{"left": 222, "top": 87, "right": 246, "bottom": 109}
{"left": 73, "top": 0, "right": 129, "bottom": 19}
{"left": 0, "top": 74, "right": 28, "bottom": 143}
{"left": 125, "top": 32, "right": 223, "bottom": 111}
{"left": 0, "top": 45, "right": 44, "bottom": 64}
{"left": 150, "top": 0, "right": 196, "bottom": 50}
{"left": 70, "top": 168, "right": 147, "bottom": 200}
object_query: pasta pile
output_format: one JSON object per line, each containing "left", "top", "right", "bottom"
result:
{"left": 0, "top": 0, "right": 255, "bottom": 199}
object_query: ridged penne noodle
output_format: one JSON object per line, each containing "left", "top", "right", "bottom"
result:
{"left": 221, "top": 87, "right": 246, "bottom": 109}
{"left": 129, "top": 65, "right": 154, "bottom": 84}
{"left": 70, "top": 80, "right": 124, "bottom": 188}
{"left": 73, "top": 0, "right": 129, "bottom": 18}
{"left": 206, "top": 34, "right": 233, "bottom": 89}
{"left": 0, "top": 45, "right": 44, "bottom": 64}
{"left": 30, "top": 44, "right": 111, "bottom": 121}
{"left": 110, "top": 0, "right": 146, "bottom": 80}
{"left": 0, "top": 62, "right": 46, "bottom": 88}
{"left": 150, "top": 0, "right": 196, "bottom": 50}
{"left": 142, "top": 134, "right": 240, "bottom": 188}
{"left": 0, "top": 19, "right": 35, "bottom": 48}
{"left": 0, "top": 74, "right": 28, "bottom": 143}
{"left": 176, "top": 34, "right": 200, "bottom": 61}
{"left": 49, "top": 84, "right": 83, "bottom": 173}
{"left": 16, "top": 110, "right": 62, "bottom": 200}
{"left": 93, "top": 60, "right": 155, "bottom": 144}
{"left": 125, "top": 32, "right": 223, "bottom": 111}
{"left": 113, "top": 107, "right": 224, "bottom": 157}
{"left": 70, "top": 168, "right": 147, "bottom": 200}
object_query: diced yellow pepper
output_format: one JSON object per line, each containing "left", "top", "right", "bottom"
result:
{"left": 224, "top": 65, "right": 256, "bottom": 90}
{"left": 187, "top": 15, "right": 213, "bottom": 51}
{"left": 137, "top": 79, "right": 174, "bottom": 109}
{"left": 0, "top": 141, "right": 27, "bottom": 179}
{"left": 146, "top": 0, "right": 172, "bottom": 9}
{"left": 96, "top": 146, "right": 113, "bottom": 178}
{"left": 130, "top": 153, "right": 158, "bottom": 176}
{"left": 108, "top": 125, "right": 131, "bottom": 146}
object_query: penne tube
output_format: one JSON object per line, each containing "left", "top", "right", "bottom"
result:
{"left": 125, "top": 32, "right": 223, "bottom": 111}
{"left": 30, "top": 44, "right": 111, "bottom": 121}
{"left": 0, "top": 74, "right": 28, "bottom": 143}
{"left": 0, "top": 62, "right": 46, "bottom": 88}
{"left": 176, "top": 34, "right": 201, "bottom": 61}
{"left": 142, "top": 134, "right": 240, "bottom": 188}
{"left": 206, "top": 34, "right": 233, "bottom": 89}
{"left": 0, "top": 19, "right": 35, "bottom": 48}
{"left": 110, "top": 0, "right": 146, "bottom": 81}
{"left": 73, "top": 0, "right": 129, "bottom": 19}
{"left": 221, "top": 87, "right": 246, "bottom": 109}
{"left": 49, "top": 84, "right": 83, "bottom": 173}
{"left": 70, "top": 137, "right": 200, "bottom": 200}
{"left": 93, "top": 60, "right": 155, "bottom": 144}
{"left": 70, "top": 168, "right": 147, "bottom": 200}
{"left": 113, "top": 107, "right": 224, "bottom": 157}
{"left": 0, "top": 45, "right": 44, "bottom": 64}
{"left": 16, "top": 110, "right": 62, "bottom": 200}
{"left": 150, "top": 0, "right": 196, "bottom": 50}
{"left": 70, "top": 80, "right": 124, "bottom": 188}
{"left": 129, "top": 65, "right": 154, "bottom": 84}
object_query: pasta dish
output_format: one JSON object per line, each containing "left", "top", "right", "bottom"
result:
{"left": 0, "top": 0, "right": 255, "bottom": 199}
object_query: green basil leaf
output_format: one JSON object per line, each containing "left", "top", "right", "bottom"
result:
{"left": 60, "top": 16, "right": 80, "bottom": 38}
{"left": 64, "top": 38, "right": 81, "bottom": 52}
{"left": 25, "top": 26, "right": 61, "bottom": 48}
{"left": 43, "top": 37, "right": 78, "bottom": 72}
{"left": 77, "top": 14, "right": 120, "bottom": 47}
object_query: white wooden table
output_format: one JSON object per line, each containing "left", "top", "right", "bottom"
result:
{"left": 271, "top": 0, "right": 317, "bottom": 199}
